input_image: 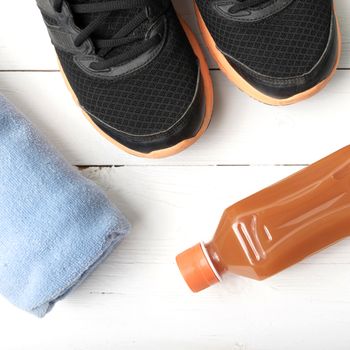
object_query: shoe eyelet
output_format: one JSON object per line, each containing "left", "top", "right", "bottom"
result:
{"left": 89, "top": 61, "right": 111, "bottom": 73}
{"left": 53, "top": 4, "right": 63, "bottom": 13}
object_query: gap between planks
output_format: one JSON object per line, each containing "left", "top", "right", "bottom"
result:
{"left": 0, "top": 68, "right": 349, "bottom": 72}
{"left": 77, "top": 164, "right": 309, "bottom": 169}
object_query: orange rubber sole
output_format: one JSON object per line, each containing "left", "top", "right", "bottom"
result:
{"left": 59, "top": 17, "right": 213, "bottom": 159}
{"left": 194, "top": 2, "right": 342, "bottom": 106}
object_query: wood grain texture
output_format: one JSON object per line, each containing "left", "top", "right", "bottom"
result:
{"left": 0, "top": 0, "right": 349, "bottom": 70}
{"left": 1, "top": 1, "right": 350, "bottom": 349}
{"left": 0, "top": 166, "right": 350, "bottom": 350}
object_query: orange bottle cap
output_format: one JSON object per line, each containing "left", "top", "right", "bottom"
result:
{"left": 176, "top": 242, "right": 221, "bottom": 293}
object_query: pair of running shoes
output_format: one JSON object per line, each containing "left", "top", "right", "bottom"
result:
{"left": 37, "top": 0, "right": 341, "bottom": 158}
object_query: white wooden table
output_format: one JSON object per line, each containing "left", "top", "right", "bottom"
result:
{"left": 1, "top": 1, "right": 350, "bottom": 349}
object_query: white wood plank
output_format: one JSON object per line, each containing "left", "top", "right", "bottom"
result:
{"left": 0, "top": 0, "right": 349, "bottom": 70}
{"left": 0, "top": 165, "right": 349, "bottom": 349}
{"left": 0, "top": 70, "right": 349, "bottom": 166}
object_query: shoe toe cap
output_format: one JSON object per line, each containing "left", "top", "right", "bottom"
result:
{"left": 87, "top": 69, "right": 206, "bottom": 155}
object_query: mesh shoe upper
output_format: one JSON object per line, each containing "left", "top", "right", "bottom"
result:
{"left": 57, "top": 6, "right": 199, "bottom": 137}
{"left": 195, "top": 0, "right": 333, "bottom": 78}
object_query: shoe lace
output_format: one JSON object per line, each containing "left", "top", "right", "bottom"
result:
{"left": 229, "top": 0, "right": 270, "bottom": 14}
{"left": 52, "top": 0, "right": 163, "bottom": 70}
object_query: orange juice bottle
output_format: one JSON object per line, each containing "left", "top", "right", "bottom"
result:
{"left": 176, "top": 146, "right": 350, "bottom": 292}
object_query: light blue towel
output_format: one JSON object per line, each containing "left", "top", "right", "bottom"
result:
{"left": 0, "top": 95, "right": 130, "bottom": 317}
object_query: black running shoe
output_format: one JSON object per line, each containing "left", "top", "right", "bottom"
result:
{"left": 194, "top": 0, "right": 341, "bottom": 105}
{"left": 37, "top": 0, "right": 213, "bottom": 158}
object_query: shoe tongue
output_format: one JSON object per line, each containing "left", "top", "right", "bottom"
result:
{"left": 68, "top": 0, "right": 149, "bottom": 43}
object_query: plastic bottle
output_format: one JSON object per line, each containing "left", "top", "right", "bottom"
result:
{"left": 176, "top": 146, "right": 350, "bottom": 292}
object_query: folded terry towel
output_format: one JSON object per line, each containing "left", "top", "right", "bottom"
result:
{"left": 0, "top": 96, "right": 130, "bottom": 317}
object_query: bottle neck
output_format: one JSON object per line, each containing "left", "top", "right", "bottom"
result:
{"left": 205, "top": 241, "right": 227, "bottom": 277}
